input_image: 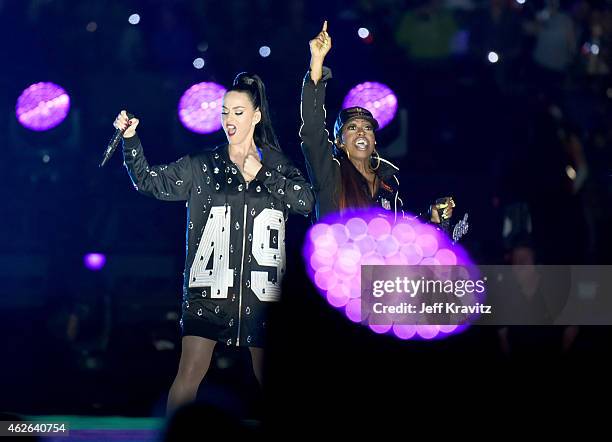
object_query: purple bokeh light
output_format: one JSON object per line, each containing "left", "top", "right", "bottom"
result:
{"left": 393, "top": 324, "right": 417, "bottom": 340}
{"left": 84, "top": 253, "right": 106, "bottom": 271}
{"left": 342, "top": 82, "right": 398, "bottom": 130}
{"left": 178, "top": 82, "right": 226, "bottom": 134}
{"left": 16, "top": 82, "right": 70, "bottom": 131}
{"left": 303, "top": 209, "right": 476, "bottom": 341}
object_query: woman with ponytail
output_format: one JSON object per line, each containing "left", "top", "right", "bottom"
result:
{"left": 113, "top": 72, "right": 314, "bottom": 414}
{"left": 301, "top": 22, "right": 465, "bottom": 236}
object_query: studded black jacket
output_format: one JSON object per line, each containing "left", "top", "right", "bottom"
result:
{"left": 122, "top": 134, "right": 314, "bottom": 347}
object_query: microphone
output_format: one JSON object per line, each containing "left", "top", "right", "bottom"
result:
{"left": 99, "top": 112, "right": 135, "bottom": 167}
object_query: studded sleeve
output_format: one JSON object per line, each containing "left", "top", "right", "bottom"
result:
{"left": 299, "top": 67, "right": 337, "bottom": 194}
{"left": 122, "top": 134, "right": 193, "bottom": 201}
{"left": 255, "top": 160, "right": 315, "bottom": 217}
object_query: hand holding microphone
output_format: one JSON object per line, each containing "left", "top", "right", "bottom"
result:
{"left": 114, "top": 110, "right": 139, "bottom": 138}
{"left": 99, "top": 110, "right": 139, "bottom": 167}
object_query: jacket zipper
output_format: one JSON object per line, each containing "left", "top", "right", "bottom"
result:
{"left": 236, "top": 182, "right": 248, "bottom": 346}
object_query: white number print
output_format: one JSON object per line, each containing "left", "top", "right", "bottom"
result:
{"left": 189, "top": 206, "right": 234, "bottom": 298}
{"left": 251, "top": 208, "right": 285, "bottom": 302}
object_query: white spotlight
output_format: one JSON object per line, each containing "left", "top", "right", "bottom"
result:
{"left": 259, "top": 46, "right": 271, "bottom": 58}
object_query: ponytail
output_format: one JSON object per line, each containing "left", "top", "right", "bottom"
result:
{"left": 228, "top": 72, "right": 281, "bottom": 152}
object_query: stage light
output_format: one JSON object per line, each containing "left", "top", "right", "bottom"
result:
{"left": 86, "top": 22, "right": 97, "bottom": 32}
{"left": 42, "top": 154, "right": 50, "bottom": 163}
{"left": 16, "top": 82, "right": 70, "bottom": 131}
{"left": 128, "top": 14, "right": 140, "bottom": 25}
{"left": 193, "top": 57, "right": 205, "bottom": 69}
{"left": 488, "top": 51, "right": 499, "bottom": 63}
{"left": 342, "top": 82, "right": 398, "bottom": 130}
{"left": 84, "top": 253, "right": 106, "bottom": 271}
{"left": 178, "top": 82, "right": 226, "bottom": 134}
{"left": 516, "top": 0, "right": 526, "bottom": 5}
{"left": 591, "top": 44, "right": 600, "bottom": 55}
{"left": 358, "top": 27, "right": 370, "bottom": 39}
{"left": 303, "top": 209, "right": 476, "bottom": 341}
{"left": 259, "top": 46, "right": 271, "bottom": 58}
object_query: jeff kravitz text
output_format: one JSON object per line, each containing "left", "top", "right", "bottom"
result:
{"left": 363, "top": 273, "right": 493, "bottom": 325}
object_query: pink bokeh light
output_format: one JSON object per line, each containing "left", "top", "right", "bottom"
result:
{"left": 178, "top": 82, "right": 226, "bottom": 134}
{"left": 16, "top": 82, "right": 70, "bottom": 131}
{"left": 303, "top": 208, "right": 477, "bottom": 341}
{"left": 342, "top": 82, "right": 398, "bottom": 130}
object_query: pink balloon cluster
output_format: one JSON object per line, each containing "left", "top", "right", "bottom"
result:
{"left": 303, "top": 209, "right": 474, "bottom": 340}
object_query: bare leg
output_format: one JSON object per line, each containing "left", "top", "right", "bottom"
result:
{"left": 167, "top": 336, "right": 217, "bottom": 415}
{"left": 249, "top": 346, "right": 265, "bottom": 388}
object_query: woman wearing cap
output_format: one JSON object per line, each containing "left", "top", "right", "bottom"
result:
{"left": 300, "top": 21, "right": 460, "bottom": 231}
{"left": 114, "top": 72, "right": 314, "bottom": 414}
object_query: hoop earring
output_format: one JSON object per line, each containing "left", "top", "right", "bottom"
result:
{"left": 336, "top": 138, "right": 350, "bottom": 160}
{"left": 370, "top": 149, "right": 380, "bottom": 171}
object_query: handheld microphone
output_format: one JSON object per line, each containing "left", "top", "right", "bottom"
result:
{"left": 99, "top": 112, "right": 135, "bottom": 167}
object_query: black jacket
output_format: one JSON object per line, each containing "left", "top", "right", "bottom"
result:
{"left": 122, "top": 135, "right": 314, "bottom": 347}
{"left": 299, "top": 67, "right": 404, "bottom": 221}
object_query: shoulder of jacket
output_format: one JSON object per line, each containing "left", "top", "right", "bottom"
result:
{"left": 379, "top": 157, "right": 400, "bottom": 172}
{"left": 211, "top": 143, "right": 228, "bottom": 153}
{"left": 263, "top": 146, "right": 296, "bottom": 168}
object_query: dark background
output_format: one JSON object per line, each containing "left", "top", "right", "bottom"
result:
{"left": 0, "top": 0, "right": 611, "bottom": 425}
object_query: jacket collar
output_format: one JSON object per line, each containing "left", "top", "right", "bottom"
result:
{"left": 213, "top": 143, "right": 270, "bottom": 167}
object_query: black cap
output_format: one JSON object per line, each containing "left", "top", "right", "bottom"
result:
{"left": 333, "top": 106, "right": 379, "bottom": 140}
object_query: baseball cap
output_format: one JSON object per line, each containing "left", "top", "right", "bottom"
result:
{"left": 333, "top": 106, "right": 379, "bottom": 140}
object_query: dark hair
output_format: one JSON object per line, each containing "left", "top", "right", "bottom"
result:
{"left": 336, "top": 152, "right": 375, "bottom": 212}
{"left": 227, "top": 72, "right": 281, "bottom": 151}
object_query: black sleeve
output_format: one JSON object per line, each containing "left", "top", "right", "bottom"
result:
{"left": 299, "top": 67, "right": 337, "bottom": 193}
{"left": 255, "top": 158, "right": 315, "bottom": 217}
{"left": 122, "top": 134, "right": 193, "bottom": 201}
